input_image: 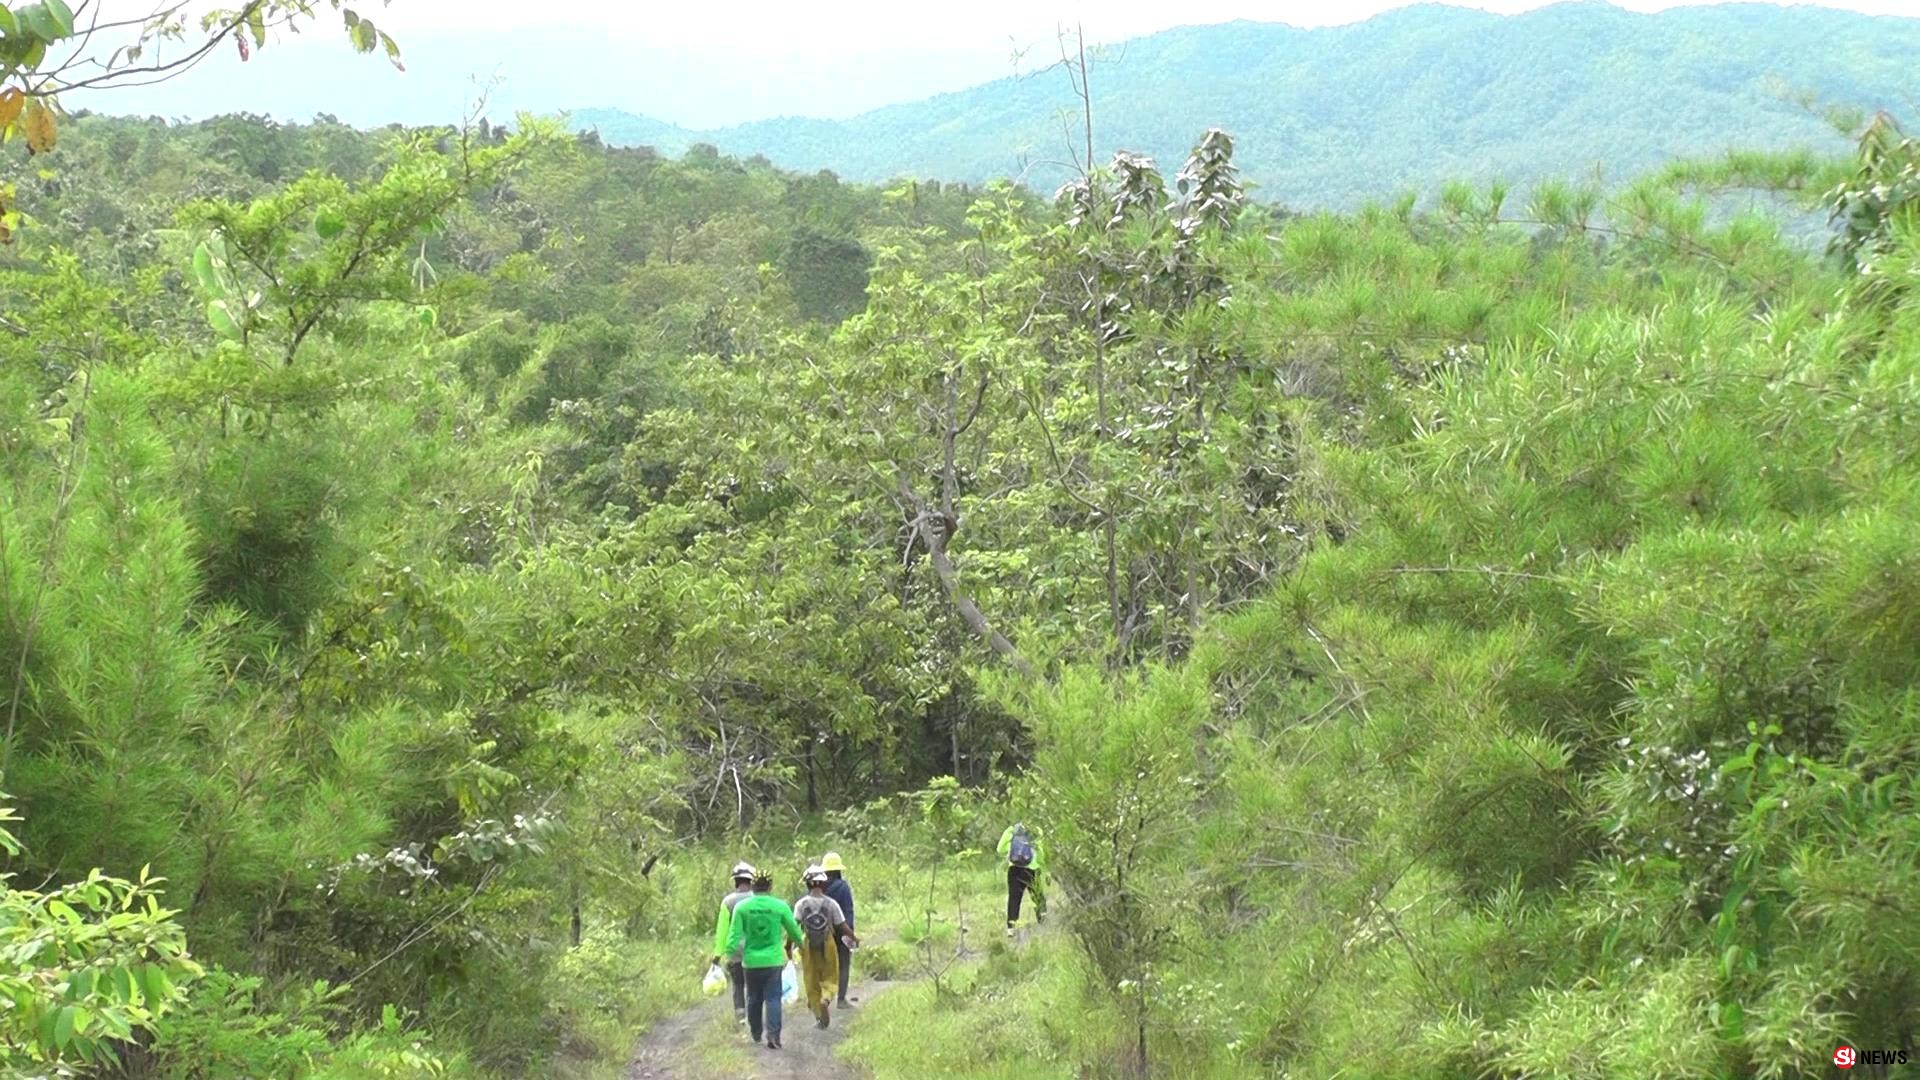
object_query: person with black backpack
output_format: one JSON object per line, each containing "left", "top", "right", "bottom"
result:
{"left": 997, "top": 822, "right": 1047, "bottom": 935}
{"left": 794, "top": 865, "right": 859, "bottom": 1029}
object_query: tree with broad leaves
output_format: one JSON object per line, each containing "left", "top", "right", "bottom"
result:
{"left": 0, "top": 0, "right": 404, "bottom": 239}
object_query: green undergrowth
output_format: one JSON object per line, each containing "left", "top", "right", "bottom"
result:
{"left": 546, "top": 931, "right": 703, "bottom": 1079}
{"left": 840, "top": 932, "right": 1083, "bottom": 1079}
{"left": 838, "top": 931, "right": 1262, "bottom": 1080}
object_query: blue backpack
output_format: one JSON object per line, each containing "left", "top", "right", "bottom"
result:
{"left": 1009, "top": 827, "right": 1035, "bottom": 866}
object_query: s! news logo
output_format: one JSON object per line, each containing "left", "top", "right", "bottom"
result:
{"left": 1835, "top": 1044, "right": 1909, "bottom": 1069}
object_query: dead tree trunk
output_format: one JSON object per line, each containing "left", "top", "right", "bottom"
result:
{"left": 900, "top": 476, "right": 1036, "bottom": 679}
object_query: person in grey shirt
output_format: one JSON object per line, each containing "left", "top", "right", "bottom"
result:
{"left": 794, "top": 866, "right": 859, "bottom": 1028}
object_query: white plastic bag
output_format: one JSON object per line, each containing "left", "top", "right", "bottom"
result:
{"left": 780, "top": 960, "right": 799, "bottom": 1003}
{"left": 702, "top": 963, "right": 726, "bottom": 997}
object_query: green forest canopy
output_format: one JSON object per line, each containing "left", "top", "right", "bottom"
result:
{"left": 0, "top": 87, "right": 1918, "bottom": 1080}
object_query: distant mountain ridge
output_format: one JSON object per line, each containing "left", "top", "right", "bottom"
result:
{"left": 567, "top": 2, "right": 1920, "bottom": 208}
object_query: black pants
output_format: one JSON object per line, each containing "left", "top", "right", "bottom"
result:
{"left": 726, "top": 959, "right": 746, "bottom": 1013}
{"left": 744, "top": 964, "right": 785, "bottom": 1043}
{"left": 1007, "top": 865, "right": 1046, "bottom": 925}
{"left": 834, "top": 935, "right": 852, "bottom": 1001}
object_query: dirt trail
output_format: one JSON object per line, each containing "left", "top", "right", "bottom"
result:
{"left": 625, "top": 967, "right": 907, "bottom": 1080}
{"left": 624, "top": 1000, "right": 714, "bottom": 1080}
{"left": 628, "top": 920, "right": 1046, "bottom": 1079}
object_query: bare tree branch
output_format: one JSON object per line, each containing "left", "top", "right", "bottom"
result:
{"left": 896, "top": 474, "right": 1037, "bottom": 679}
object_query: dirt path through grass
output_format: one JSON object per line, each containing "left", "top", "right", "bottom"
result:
{"left": 627, "top": 897, "right": 1042, "bottom": 1078}
{"left": 625, "top": 947, "right": 909, "bottom": 1080}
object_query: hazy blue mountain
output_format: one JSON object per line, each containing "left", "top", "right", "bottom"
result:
{"left": 569, "top": 110, "right": 697, "bottom": 156}
{"left": 567, "top": 3, "right": 1919, "bottom": 208}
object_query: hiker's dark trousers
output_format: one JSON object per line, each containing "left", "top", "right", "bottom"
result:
{"left": 1007, "top": 865, "right": 1045, "bottom": 925}
{"left": 726, "top": 959, "right": 746, "bottom": 1012}
{"left": 744, "top": 964, "right": 784, "bottom": 1043}
{"left": 835, "top": 935, "right": 852, "bottom": 1001}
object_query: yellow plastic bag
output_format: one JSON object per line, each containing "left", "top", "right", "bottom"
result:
{"left": 702, "top": 963, "right": 726, "bottom": 996}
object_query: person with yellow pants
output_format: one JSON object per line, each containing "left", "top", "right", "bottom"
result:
{"left": 794, "top": 865, "right": 859, "bottom": 1029}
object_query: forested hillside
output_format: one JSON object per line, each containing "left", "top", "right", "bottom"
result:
{"left": 5, "top": 13, "right": 1920, "bottom": 1079}
{"left": 570, "top": 2, "right": 1920, "bottom": 207}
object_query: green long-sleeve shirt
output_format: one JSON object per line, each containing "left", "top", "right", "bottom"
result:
{"left": 725, "top": 892, "right": 803, "bottom": 969}
{"left": 997, "top": 825, "right": 1046, "bottom": 872}
{"left": 712, "top": 888, "right": 751, "bottom": 959}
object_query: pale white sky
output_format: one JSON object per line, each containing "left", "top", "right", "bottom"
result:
{"left": 384, "top": 0, "right": 1916, "bottom": 49}
{"left": 161, "top": 0, "right": 1920, "bottom": 54}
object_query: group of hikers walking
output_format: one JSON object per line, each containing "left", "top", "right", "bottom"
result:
{"left": 707, "top": 822, "right": 1047, "bottom": 1051}
{"left": 709, "top": 853, "right": 860, "bottom": 1049}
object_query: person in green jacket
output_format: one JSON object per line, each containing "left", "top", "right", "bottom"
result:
{"left": 725, "top": 869, "right": 803, "bottom": 1050}
{"left": 998, "top": 822, "right": 1046, "bottom": 934}
{"left": 709, "top": 861, "right": 756, "bottom": 1023}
